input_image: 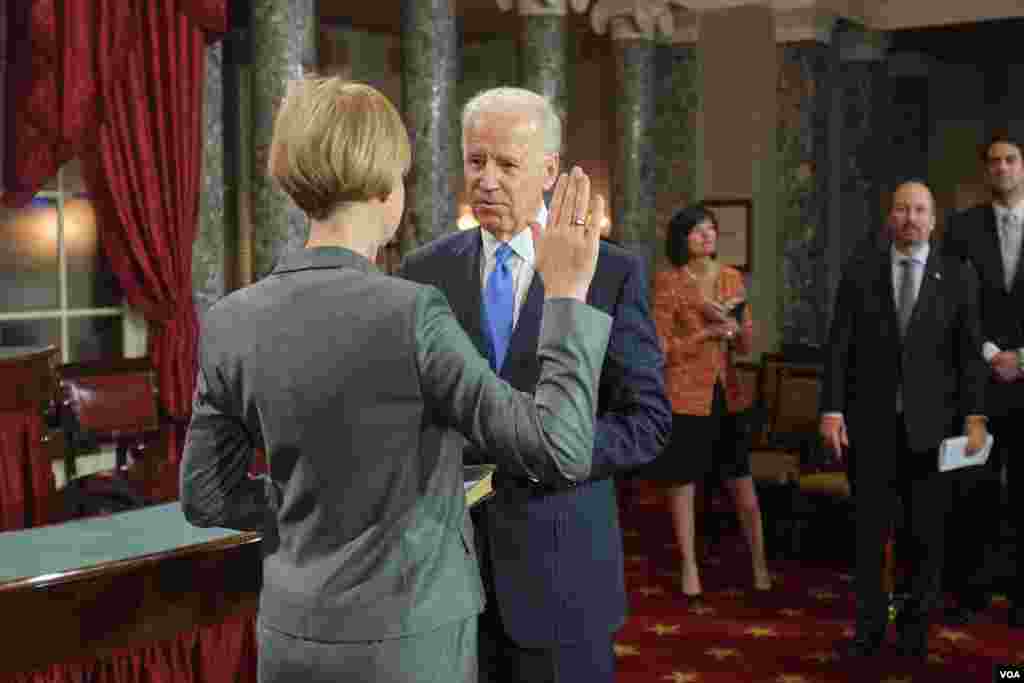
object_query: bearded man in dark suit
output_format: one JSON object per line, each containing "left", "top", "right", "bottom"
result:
{"left": 820, "top": 181, "right": 988, "bottom": 661}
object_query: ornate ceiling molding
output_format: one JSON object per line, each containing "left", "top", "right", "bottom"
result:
{"left": 773, "top": 6, "right": 841, "bottom": 43}
{"left": 495, "top": 0, "right": 593, "bottom": 15}
{"left": 589, "top": 0, "right": 674, "bottom": 40}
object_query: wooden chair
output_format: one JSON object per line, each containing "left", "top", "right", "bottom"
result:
{"left": 57, "top": 357, "right": 163, "bottom": 481}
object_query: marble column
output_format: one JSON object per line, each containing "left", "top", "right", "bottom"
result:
{"left": 250, "top": 0, "right": 316, "bottom": 280}
{"left": 194, "top": 41, "right": 226, "bottom": 317}
{"left": 501, "top": 1, "right": 571, "bottom": 121}
{"left": 835, "top": 23, "right": 888, "bottom": 271}
{"left": 654, "top": 11, "right": 700, "bottom": 272}
{"left": 591, "top": 2, "right": 672, "bottom": 281}
{"left": 400, "top": 0, "right": 457, "bottom": 255}
{"left": 776, "top": 13, "right": 837, "bottom": 348}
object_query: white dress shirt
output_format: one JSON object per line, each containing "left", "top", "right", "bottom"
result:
{"left": 982, "top": 200, "right": 1024, "bottom": 363}
{"left": 891, "top": 242, "right": 928, "bottom": 311}
{"left": 479, "top": 205, "right": 547, "bottom": 327}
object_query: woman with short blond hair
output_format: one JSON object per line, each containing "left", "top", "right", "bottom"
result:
{"left": 181, "top": 77, "right": 611, "bottom": 682}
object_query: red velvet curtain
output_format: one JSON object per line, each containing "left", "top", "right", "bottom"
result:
{"left": 11, "top": 612, "right": 256, "bottom": 683}
{"left": 83, "top": 0, "right": 209, "bottom": 488}
{"left": 4, "top": 0, "right": 227, "bottom": 495}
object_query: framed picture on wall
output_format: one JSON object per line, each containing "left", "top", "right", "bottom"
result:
{"left": 701, "top": 197, "right": 752, "bottom": 272}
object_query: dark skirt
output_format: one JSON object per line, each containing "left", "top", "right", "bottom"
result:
{"left": 640, "top": 381, "right": 752, "bottom": 486}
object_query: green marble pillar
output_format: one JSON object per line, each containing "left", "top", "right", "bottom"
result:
{"left": 400, "top": 0, "right": 458, "bottom": 254}
{"left": 194, "top": 42, "right": 225, "bottom": 317}
{"left": 250, "top": 0, "right": 317, "bottom": 280}
{"left": 612, "top": 37, "right": 657, "bottom": 280}
{"left": 521, "top": 14, "right": 569, "bottom": 124}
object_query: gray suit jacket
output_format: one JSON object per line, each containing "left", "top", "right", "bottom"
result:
{"left": 180, "top": 247, "right": 611, "bottom": 642}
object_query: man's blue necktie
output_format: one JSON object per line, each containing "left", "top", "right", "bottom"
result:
{"left": 484, "top": 243, "right": 515, "bottom": 372}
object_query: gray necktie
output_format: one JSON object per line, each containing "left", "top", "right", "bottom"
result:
{"left": 898, "top": 258, "right": 916, "bottom": 336}
{"left": 1000, "top": 212, "right": 1021, "bottom": 290}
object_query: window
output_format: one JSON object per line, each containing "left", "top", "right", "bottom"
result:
{"left": 0, "top": 162, "right": 142, "bottom": 362}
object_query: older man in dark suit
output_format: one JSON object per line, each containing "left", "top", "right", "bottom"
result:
{"left": 944, "top": 132, "right": 1024, "bottom": 629}
{"left": 401, "top": 87, "right": 671, "bottom": 683}
{"left": 820, "top": 181, "right": 988, "bottom": 661}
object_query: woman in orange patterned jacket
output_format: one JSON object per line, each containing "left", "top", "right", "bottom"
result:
{"left": 644, "top": 203, "right": 770, "bottom": 602}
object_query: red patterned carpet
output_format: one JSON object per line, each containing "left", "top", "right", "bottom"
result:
{"left": 612, "top": 481, "right": 1021, "bottom": 683}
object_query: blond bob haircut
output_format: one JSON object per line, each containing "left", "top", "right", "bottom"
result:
{"left": 269, "top": 78, "right": 411, "bottom": 221}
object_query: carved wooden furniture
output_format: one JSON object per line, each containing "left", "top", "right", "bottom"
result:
{"left": 0, "top": 503, "right": 261, "bottom": 678}
{"left": 57, "top": 357, "right": 163, "bottom": 480}
{"left": 0, "top": 345, "right": 62, "bottom": 530}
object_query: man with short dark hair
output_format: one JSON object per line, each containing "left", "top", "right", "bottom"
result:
{"left": 944, "top": 132, "right": 1024, "bottom": 629}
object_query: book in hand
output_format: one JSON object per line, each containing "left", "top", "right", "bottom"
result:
{"left": 938, "top": 434, "right": 994, "bottom": 473}
{"left": 464, "top": 464, "right": 497, "bottom": 507}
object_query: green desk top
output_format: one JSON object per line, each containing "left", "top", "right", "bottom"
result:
{"left": 0, "top": 503, "right": 256, "bottom": 587}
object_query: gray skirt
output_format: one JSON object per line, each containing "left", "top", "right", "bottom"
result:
{"left": 258, "top": 616, "right": 477, "bottom": 683}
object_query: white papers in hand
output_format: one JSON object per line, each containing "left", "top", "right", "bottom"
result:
{"left": 938, "top": 434, "right": 994, "bottom": 473}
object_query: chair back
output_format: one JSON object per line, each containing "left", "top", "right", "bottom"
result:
{"left": 58, "top": 358, "right": 160, "bottom": 438}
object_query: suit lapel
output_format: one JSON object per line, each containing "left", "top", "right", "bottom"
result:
{"left": 447, "top": 230, "right": 489, "bottom": 360}
{"left": 904, "top": 243, "right": 942, "bottom": 340}
{"left": 876, "top": 247, "right": 900, "bottom": 340}
{"left": 980, "top": 206, "right": 1010, "bottom": 293}
{"left": 501, "top": 271, "right": 544, "bottom": 380}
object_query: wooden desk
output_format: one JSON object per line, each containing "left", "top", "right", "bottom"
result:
{"left": 0, "top": 503, "right": 261, "bottom": 676}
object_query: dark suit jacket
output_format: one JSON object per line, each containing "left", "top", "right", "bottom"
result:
{"left": 180, "top": 247, "right": 612, "bottom": 643}
{"left": 822, "top": 239, "right": 986, "bottom": 455}
{"left": 944, "top": 204, "right": 1024, "bottom": 416}
{"left": 401, "top": 228, "right": 671, "bottom": 647}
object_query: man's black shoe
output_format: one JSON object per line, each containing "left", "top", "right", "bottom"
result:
{"left": 894, "top": 622, "right": 928, "bottom": 660}
{"left": 842, "top": 632, "right": 884, "bottom": 659}
{"left": 943, "top": 604, "right": 980, "bottom": 626}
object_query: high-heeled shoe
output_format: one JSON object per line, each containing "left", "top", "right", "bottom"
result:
{"left": 682, "top": 591, "right": 704, "bottom": 609}
{"left": 753, "top": 569, "right": 773, "bottom": 592}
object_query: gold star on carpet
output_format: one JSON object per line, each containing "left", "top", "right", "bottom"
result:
{"left": 927, "top": 653, "right": 945, "bottom": 664}
{"left": 623, "top": 529, "right": 640, "bottom": 538}
{"left": 705, "top": 647, "right": 742, "bottom": 661}
{"left": 809, "top": 588, "right": 839, "bottom": 601}
{"left": 624, "top": 554, "right": 646, "bottom": 563}
{"left": 691, "top": 605, "right": 716, "bottom": 616}
{"left": 662, "top": 672, "right": 699, "bottom": 683}
{"left": 647, "top": 623, "right": 682, "bottom": 637}
{"left": 935, "top": 628, "right": 973, "bottom": 643}
{"left": 802, "top": 650, "right": 839, "bottom": 664}
{"left": 775, "top": 675, "right": 810, "bottom": 683}
{"left": 638, "top": 586, "right": 666, "bottom": 597}
{"left": 614, "top": 644, "right": 641, "bottom": 657}
{"left": 779, "top": 608, "right": 805, "bottom": 618}
{"left": 744, "top": 625, "right": 778, "bottom": 638}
